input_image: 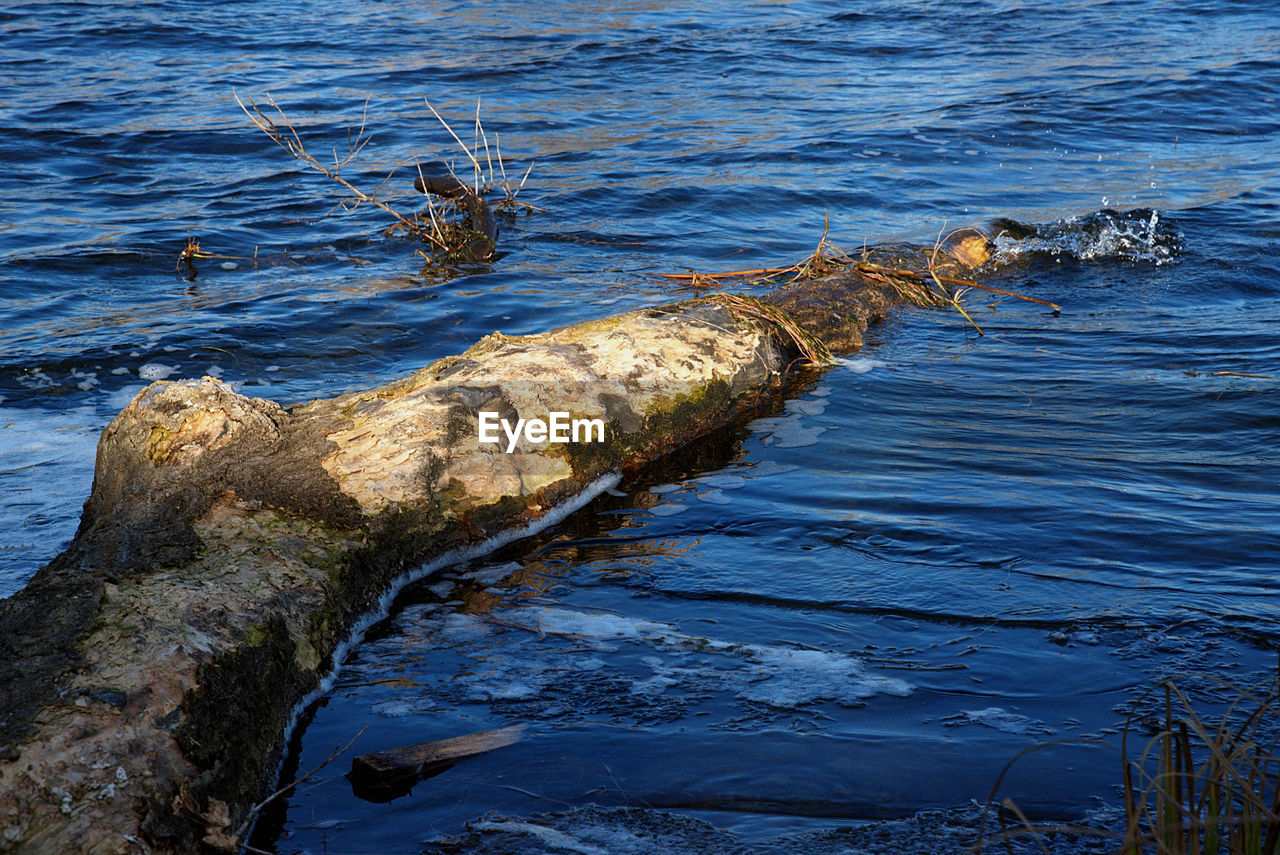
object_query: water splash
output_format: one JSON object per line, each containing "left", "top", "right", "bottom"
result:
{"left": 994, "top": 208, "right": 1182, "bottom": 266}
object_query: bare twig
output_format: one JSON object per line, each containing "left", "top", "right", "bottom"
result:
{"left": 233, "top": 89, "right": 446, "bottom": 250}
{"left": 252, "top": 726, "right": 367, "bottom": 815}
{"left": 236, "top": 90, "right": 536, "bottom": 263}
{"left": 930, "top": 223, "right": 984, "bottom": 336}
{"left": 653, "top": 266, "right": 795, "bottom": 282}
{"left": 424, "top": 98, "right": 485, "bottom": 192}
{"left": 475, "top": 99, "right": 495, "bottom": 194}
{"left": 232, "top": 725, "right": 368, "bottom": 845}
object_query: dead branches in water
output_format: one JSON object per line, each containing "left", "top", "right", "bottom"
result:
{"left": 234, "top": 91, "right": 428, "bottom": 240}
{"left": 656, "top": 218, "right": 1059, "bottom": 336}
{"left": 711, "top": 292, "right": 833, "bottom": 367}
{"left": 233, "top": 92, "right": 532, "bottom": 263}
{"left": 391, "top": 99, "right": 537, "bottom": 261}
{"left": 420, "top": 98, "right": 534, "bottom": 211}
{"left": 653, "top": 212, "right": 852, "bottom": 289}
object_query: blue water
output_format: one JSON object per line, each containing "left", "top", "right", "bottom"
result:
{"left": 2, "top": 1, "right": 1278, "bottom": 852}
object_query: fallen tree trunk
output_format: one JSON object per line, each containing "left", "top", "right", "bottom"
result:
{"left": 0, "top": 233, "right": 999, "bottom": 853}
{"left": 348, "top": 723, "right": 527, "bottom": 802}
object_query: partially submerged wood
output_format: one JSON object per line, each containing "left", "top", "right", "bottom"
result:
{"left": 0, "top": 228, "right": 1011, "bottom": 853}
{"left": 349, "top": 723, "right": 526, "bottom": 801}
{"left": 413, "top": 172, "right": 499, "bottom": 261}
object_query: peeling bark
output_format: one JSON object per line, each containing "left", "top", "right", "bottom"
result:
{"left": 0, "top": 240, "right": 993, "bottom": 853}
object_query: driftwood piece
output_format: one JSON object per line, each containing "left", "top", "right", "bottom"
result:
{"left": 413, "top": 172, "right": 499, "bottom": 259}
{"left": 0, "top": 229, "right": 1005, "bottom": 854}
{"left": 348, "top": 724, "right": 526, "bottom": 801}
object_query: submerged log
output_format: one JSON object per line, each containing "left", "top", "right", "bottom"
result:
{"left": 0, "top": 231, "right": 1001, "bottom": 853}
{"left": 348, "top": 723, "right": 527, "bottom": 802}
{"left": 413, "top": 172, "right": 499, "bottom": 261}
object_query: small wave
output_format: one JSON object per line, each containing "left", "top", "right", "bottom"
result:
{"left": 993, "top": 208, "right": 1182, "bottom": 266}
{"left": 422, "top": 802, "right": 1121, "bottom": 855}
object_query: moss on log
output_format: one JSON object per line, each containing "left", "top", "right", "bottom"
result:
{"left": 0, "top": 238, "right": 992, "bottom": 853}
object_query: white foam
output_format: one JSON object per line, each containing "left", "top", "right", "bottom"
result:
{"left": 274, "top": 473, "right": 622, "bottom": 764}
{"left": 466, "top": 561, "right": 523, "bottom": 586}
{"left": 137, "top": 363, "right": 177, "bottom": 381}
{"left": 454, "top": 652, "right": 556, "bottom": 701}
{"left": 427, "top": 580, "right": 455, "bottom": 598}
{"left": 739, "top": 461, "right": 800, "bottom": 478}
{"left": 944, "top": 706, "right": 1054, "bottom": 736}
{"left": 752, "top": 415, "right": 825, "bottom": 448}
{"left": 487, "top": 606, "right": 914, "bottom": 710}
{"left": 788, "top": 398, "right": 827, "bottom": 416}
{"left": 729, "top": 644, "right": 913, "bottom": 707}
{"left": 16, "top": 369, "right": 54, "bottom": 390}
{"left": 72, "top": 370, "right": 99, "bottom": 391}
{"left": 526, "top": 607, "right": 671, "bottom": 641}
{"left": 693, "top": 474, "right": 746, "bottom": 489}
{"left": 371, "top": 699, "right": 423, "bottom": 718}
{"left": 630, "top": 673, "right": 680, "bottom": 695}
{"left": 469, "top": 821, "right": 606, "bottom": 855}
{"left": 839, "top": 357, "right": 886, "bottom": 375}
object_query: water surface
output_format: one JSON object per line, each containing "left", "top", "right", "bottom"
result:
{"left": 1, "top": 1, "right": 1277, "bottom": 852}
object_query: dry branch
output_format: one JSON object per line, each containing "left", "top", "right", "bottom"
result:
{"left": 234, "top": 92, "right": 531, "bottom": 262}
{"left": 656, "top": 217, "right": 1060, "bottom": 332}
{"left": 233, "top": 91, "right": 437, "bottom": 246}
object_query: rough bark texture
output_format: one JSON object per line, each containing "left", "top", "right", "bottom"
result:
{"left": 0, "top": 245, "right": 986, "bottom": 853}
